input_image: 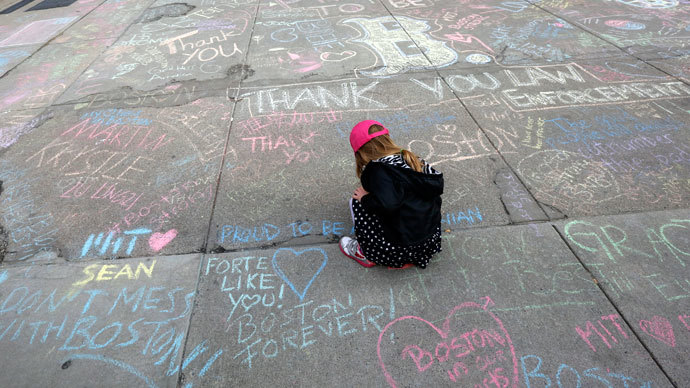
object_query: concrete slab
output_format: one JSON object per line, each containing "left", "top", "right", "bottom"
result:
{"left": 209, "top": 74, "right": 513, "bottom": 252}
{"left": 244, "top": 7, "right": 439, "bottom": 85}
{"left": 384, "top": 0, "right": 621, "bottom": 68}
{"left": 0, "top": 0, "right": 687, "bottom": 384}
{"left": 0, "top": 254, "right": 202, "bottom": 387}
{"left": 648, "top": 56, "right": 690, "bottom": 84}
{"left": 255, "top": 0, "right": 389, "bottom": 19}
{"left": 0, "top": 108, "right": 52, "bottom": 150}
{"left": 554, "top": 209, "right": 690, "bottom": 386}
{"left": 0, "top": 39, "right": 115, "bottom": 113}
{"left": 533, "top": 0, "right": 690, "bottom": 55}
{"left": 125, "top": 1, "right": 257, "bottom": 34}
{"left": 0, "top": 45, "right": 39, "bottom": 76}
{"left": 0, "top": 0, "right": 99, "bottom": 19}
{"left": 439, "top": 57, "right": 690, "bottom": 217}
{"left": 57, "top": 4, "right": 255, "bottom": 100}
{"left": 184, "top": 224, "right": 671, "bottom": 386}
{"left": 52, "top": 0, "right": 156, "bottom": 44}
{"left": 0, "top": 95, "right": 233, "bottom": 261}
{"left": 56, "top": 80, "right": 232, "bottom": 112}
{"left": 0, "top": 16, "right": 78, "bottom": 47}
{"left": 0, "top": 0, "right": 104, "bottom": 48}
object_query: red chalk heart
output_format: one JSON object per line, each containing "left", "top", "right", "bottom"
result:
{"left": 377, "top": 298, "right": 518, "bottom": 388}
{"left": 639, "top": 316, "right": 675, "bottom": 347}
{"left": 148, "top": 229, "right": 177, "bottom": 252}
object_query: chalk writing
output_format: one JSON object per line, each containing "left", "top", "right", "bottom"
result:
{"left": 205, "top": 256, "right": 282, "bottom": 322}
{"left": 565, "top": 219, "right": 689, "bottom": 267}
{"left": 217, "top": 220, "right": 350, "bottom": 245}
{"left": 61, "top": 180, "right": 144, "bottom": 210}
{"left": 0, "top": 161, "right": 58, "bottom": 261}
{"left": 441, "top": 207, "right": 483, "bottom": 226}
{"left": 240, "top": 81, "right": 387, "bottom": 115}
{"left": 80, "top": 228, "right": 177, "bottom": 258}
{"left": 575, "top": 314, "right": 630, "bottom": 352}
{"left": 377, "top": 297, "right": 518, "bottom": 387}
{"left": 73, "top": 261, "right": 156, "bottom": 287}
{"left": 521, "top": 354, "right": 653, "bottom": 387}
{"left": 227, "top": 292, "right": 394, "bottom": 369}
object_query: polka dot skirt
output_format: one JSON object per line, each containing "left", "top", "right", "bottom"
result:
{"left": 351, "top": 199, "right": 442, "bottom": 269}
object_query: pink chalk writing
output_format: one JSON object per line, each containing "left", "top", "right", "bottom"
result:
{"left": 61, "top": 118, "right": 172, "bottom": 152}
{"left": 377, "top": 297, "right": 518, "bottom": 388}
{"left": 575, "top": 314, "right": 628, "bottom": 352}
{"left": 236, "top": 110, "right": 342, "bottom": 137}
{"left": 60, "top": 180, "right": 143, "bottom": 211}
{"left": 107, "top": 177, "right": 214, "bottom": 233}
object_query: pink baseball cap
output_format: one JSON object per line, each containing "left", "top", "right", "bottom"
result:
{"left": 349, "top": 120, "right": 389, "bottom": 153}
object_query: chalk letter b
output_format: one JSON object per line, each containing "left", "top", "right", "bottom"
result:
{"left": 521, "top": 355, "right": 552, "bottom": 388}
{"left": 402, "top": 344, "right": 433, "bottom": 372}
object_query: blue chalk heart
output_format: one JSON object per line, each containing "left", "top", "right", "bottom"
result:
{"left": 0, "top": 270, "right": 7, "bottom": 285}
{"left": 272, "top": 248, "right": 328, "bottom": 301}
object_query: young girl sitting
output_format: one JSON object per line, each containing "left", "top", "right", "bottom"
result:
{"left": 339, "top": 120, "right": 444, "bottom": 269}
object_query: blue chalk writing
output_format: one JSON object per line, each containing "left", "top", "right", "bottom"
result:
{"left": 521, "top": 354, "right": 654, "bottom": 388}
{"left": 80, "top": 109, "right": 152, "bottom": 126}
{"left": 322, "top": 220, "right": 344, "bottom": 236}
{"left": 199, "top": 348, "right": 223, "bottom": 377}
{"left": 81, "top": 228, "right": 152, "bottom": 258}
{"left": 217, "top": 224, "right": 280, "bottom": 244}
{"left": 441, "top": 207, "right": 483, "bottom": 226}
{"left": 217, "top": 219, "right": 350, "bottom": 245}
{"left": 544, "top": 108, "right": 683, "bottom": 151}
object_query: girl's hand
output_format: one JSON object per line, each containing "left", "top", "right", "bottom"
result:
{"left": 352, "top": 186, "right": 369, "bottom": 201}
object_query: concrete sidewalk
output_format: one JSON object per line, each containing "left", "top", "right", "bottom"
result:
{"left": 0, "top": 0, "right": 688, "bottom": 386}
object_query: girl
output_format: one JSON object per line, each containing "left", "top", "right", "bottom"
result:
{"left": 339, "top": 120, "right": 444, "bottom": 269}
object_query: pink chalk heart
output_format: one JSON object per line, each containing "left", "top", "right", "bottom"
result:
{"left": 377, "top": 298, "right": 518, "bottom": 388}
{"left": 148, "top": 229, "right": 177, "bottom": 252}
{"left": 639, "top": 316, "right": 675, "bottom": 347}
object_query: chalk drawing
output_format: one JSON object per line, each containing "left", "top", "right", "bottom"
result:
{"left": 149, "top": 230, "right": 178, "bottom": 252}
{"left": 271, "top": 248, "right": 328, "bottom": 301}
{"left": 344, "top": 16, "right": 457, "bottom": 77}
{"left": 64, "top": 354, "right": 157, "bottom": 388}
{"left": 615, "top": 0, "right": 678, "bottom": 8}
{"left": 604, "top": 20, "right": 646, "bottom": 30}
{"left": 320, "top": 50, "right": 356, "bottom": 62}
{"left": 0, "top": 17, "right": 77, "bottom": 47}
{"left": 639, "top": 316, "right": 676, "bottom": 347}
{"left": 465, "top": 53, "right": 492, "bottom": 64}
{"left": 377, "top": 297, "right": 518, "bottom": 387}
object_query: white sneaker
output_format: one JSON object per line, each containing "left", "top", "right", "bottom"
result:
{"left": 339, "top": 236, "right": 375, "bottom": 267}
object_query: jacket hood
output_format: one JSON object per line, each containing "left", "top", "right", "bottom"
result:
{"left": 371, "top": 161, "right": 444, "bottom": 198}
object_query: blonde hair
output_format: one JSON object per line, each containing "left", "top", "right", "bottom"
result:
{"left": 355, "top": 124, "right": 423, "bottom": 178}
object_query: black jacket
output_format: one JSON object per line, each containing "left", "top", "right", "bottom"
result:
{"left": 360, "top": 161, "right": 444, "bottom": 246}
